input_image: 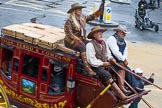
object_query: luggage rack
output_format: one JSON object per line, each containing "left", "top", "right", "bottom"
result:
{"left": 1, "top": 23, "right": 80, "bottom": 56}
{"left": 2, "top": 23, "right": 65, "bottom": 49}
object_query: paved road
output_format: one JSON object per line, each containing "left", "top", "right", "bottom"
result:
{"left": 0, "top": 0, "right": 162, "bottom": 108}
{"left": 0, "top": 0, "right": 161, "bottom": 43}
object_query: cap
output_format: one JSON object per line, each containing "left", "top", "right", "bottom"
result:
{"left": 134, "top": 68, "right": 143, "bottom": 74}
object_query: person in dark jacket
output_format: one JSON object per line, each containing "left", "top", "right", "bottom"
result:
{"left": 127, "top": 68, "right": 154, "bottom": 108}
{"left": 138, "top": 0, "right": 148, "bottom": 9}
{"left": 138, "top": 4, "right": 147, "bottom": 20}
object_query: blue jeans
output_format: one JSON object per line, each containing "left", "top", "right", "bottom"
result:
{"left": 157, "top": 0, "right": 160, "bottom": 8}
{"left": 129, "top": 98, "right": 141, "bottom": 108}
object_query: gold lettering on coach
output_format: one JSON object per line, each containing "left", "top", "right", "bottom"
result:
{"left": 1, "top": 38, "right": 71, "bottom": 62}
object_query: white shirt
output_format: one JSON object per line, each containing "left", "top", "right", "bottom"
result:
{"left": 106, "top": 36, "right": 128, "bottom": 62}
{"left": 86, "top": 41, "right": 113, "bottom": 67}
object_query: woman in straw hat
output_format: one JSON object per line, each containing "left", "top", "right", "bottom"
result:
{"left": 107, "top": 25, "right": 131, "bottom": 94}
{"left": 86, "top": 26, "right": 128, "bottom": 100}
{"left": 64, "top": 2, "right": 103, "bottom": 75}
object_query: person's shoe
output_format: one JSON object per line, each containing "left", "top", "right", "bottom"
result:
{"left": 124, "top": 89, "right": 133, "bottom": 96}
{"left": 111, "top": 83, "right": 128, "bottom": 100}
{"left": 135, "top": 87, "right": 145, "bottom": 93}
{"left": 120, "top": 86, "right": 129, "bottom": 94}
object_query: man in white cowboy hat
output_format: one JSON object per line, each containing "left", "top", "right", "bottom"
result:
{"left": 64, "top": 2, "right": 104, "bottom": 76}
{"left": 86, "top": 26, "right": 128, "bottom": 100}
{"left": 128, "top": 68, "right": 154, "bottom": 108}
{"left": 106, "top": 25, "right": 131, "bottom": 94}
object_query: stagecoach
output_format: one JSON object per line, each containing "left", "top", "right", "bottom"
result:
{"left": 0, "top": 23, "right": 150, "bottom": 108}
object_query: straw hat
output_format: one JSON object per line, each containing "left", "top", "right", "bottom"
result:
{"left": 67, "top": 3, "right": 86, "bottom": 13}
{"left": 87, "top": 26, "right": 107, "bottom": 39}
{"left": 134, "top": 68, "right": 143, "bottom": 74}
{"left": 113, "top": 25, "right": 130, "bottom": 34}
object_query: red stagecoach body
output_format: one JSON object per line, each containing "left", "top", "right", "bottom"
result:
{"left": 0, "top": 23, "right": 150, "bottom": 108}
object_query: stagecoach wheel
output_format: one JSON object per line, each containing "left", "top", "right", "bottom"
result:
{"left": 140, "top": 25, "right": 144, "bottom": 31}
{"left": 154, "top": 25, "right": 159, "bottom": 32}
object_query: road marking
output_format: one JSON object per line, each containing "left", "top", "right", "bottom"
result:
{"left": 4, "top": 0, "right": 67, "bottom": 14}
{"left": 3, "top": 0, "right": 98, "bottom": 17}
{"left": 5, "top": 0, "right": 17, "bottom": 4}
{"left": 4, "top": 0, "right": 67, "bottom": 15}
{"left": 0, "top": 6, "right": 66, "bottom": 18}
{"left": 5, "top": 0, "right": 48, "bottom": 10}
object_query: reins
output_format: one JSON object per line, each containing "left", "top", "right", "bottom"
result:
{"left": 114, "top": 62, "right": 162, "bottom": 91}
{"left": 110, "top": 66, "right": 154, "bottom": 108}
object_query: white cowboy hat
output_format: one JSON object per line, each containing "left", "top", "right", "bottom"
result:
{"left": 67, "top": 3, "right": 86, "bottom": 13}
{"left": 113, "top": 25, "right": 130, "bottom": 34}
{"left": 134, "top": 68, "right": 143, "bottom": 74}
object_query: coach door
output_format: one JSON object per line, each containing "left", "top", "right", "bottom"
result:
{"left": 19, "top": 50, "right": 43, "bottom": 99}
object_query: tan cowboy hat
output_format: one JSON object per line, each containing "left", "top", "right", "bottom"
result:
{"left": 113, "top": 25, "right": 130, "bottom": 34}
{"left": 67, "top": 3, "right": 86, "bottom": 13}
{"left": 87, "top": 26, "right": 107, "bottom": 39}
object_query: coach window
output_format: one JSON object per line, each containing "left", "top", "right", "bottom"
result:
{"left": 22, "top": 54, "right": 40, "bottom": 78}
{"left": 48, "top": 63, "right": 67, "bottom": 94}
{"left": 1, "top": 47, "right": 13, "bottom": 79}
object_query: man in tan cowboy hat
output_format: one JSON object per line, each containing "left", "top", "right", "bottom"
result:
{"left": 107, "top": 25, "right": 131, "bottom": 94}
{"left": 64, "top": 2, "right": 104, "bottom": 76}
{"left": 86, "top": 26, "right": 128, "bottom": 100}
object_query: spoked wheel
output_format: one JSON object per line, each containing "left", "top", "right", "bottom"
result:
{"left": 140, "top": 25, "right": 144, "bottom": 31}
{"left": 153, "top": 25, "right": 159, "bottom": 32}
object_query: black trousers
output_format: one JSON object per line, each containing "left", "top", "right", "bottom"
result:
{"left": 91, "top": 67, "right": 112, "bottom": 83}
